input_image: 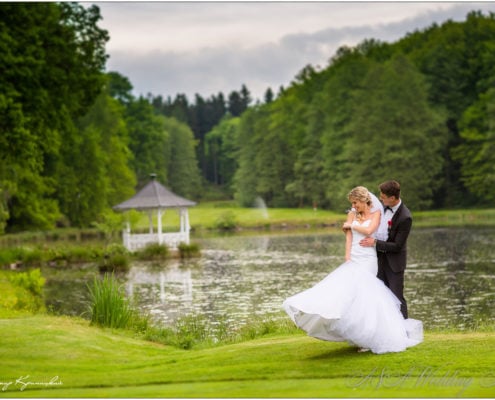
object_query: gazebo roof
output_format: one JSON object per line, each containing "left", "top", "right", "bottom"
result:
{"left": 113, "top": 176, "right": 196, "bottom": 211}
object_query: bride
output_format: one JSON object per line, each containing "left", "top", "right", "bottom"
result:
{"left": 283, "top": 186, "right": 422, "bottom": 354}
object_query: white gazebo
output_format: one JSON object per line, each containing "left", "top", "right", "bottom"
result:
{"left": 113, "top": 175, "right": 196, "bottom": 251}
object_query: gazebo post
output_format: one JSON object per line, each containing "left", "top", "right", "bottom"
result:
{"left": 179, "top": 208, "right": 184, "bottom": 233}
{"left": 157, "top": 208, "right": 163, "bottom": 245}
{"left": 148, "top": 211, "right": 153, "bottom": 234}
{"left": 179, "top": 208, "right": 190, "bottom": 244}
{"left": 123, "top": 219, "right": 131, "bottom": 250}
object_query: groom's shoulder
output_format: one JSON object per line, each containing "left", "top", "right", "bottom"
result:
{"left": 399, "top": 202, "right": 412, "bottom": 218}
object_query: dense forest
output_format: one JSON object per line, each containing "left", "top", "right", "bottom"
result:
{"left": 1, "top": 3, "right": 494, "bottom": 233}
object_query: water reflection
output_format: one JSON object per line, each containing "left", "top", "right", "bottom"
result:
{"left": 43, "top": 228, "right": 495, "bottom": 331}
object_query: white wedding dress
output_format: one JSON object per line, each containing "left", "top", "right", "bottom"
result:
{"left": 283, "top": 219, "right": 423, "bottom": 354}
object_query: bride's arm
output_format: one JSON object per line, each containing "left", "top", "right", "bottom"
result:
{"left": 344, "top": 212, "right": 353, "bottom": 261}
{"left": 351, "top": 211, "right": 381, "bottom": 236}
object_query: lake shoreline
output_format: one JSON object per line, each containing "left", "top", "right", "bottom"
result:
{"left": 2, "top": 206, "right": 495, "bottom": 248}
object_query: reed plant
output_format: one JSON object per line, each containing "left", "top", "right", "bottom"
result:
{"left": 87, "top": 273, "right": 149, "bottom": 331}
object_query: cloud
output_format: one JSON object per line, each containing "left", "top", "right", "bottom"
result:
{"left": 101, "top": 2, "right": 495, "bottom": 102}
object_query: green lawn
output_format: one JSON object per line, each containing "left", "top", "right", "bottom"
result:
{"left": 133, "top": 201, "right": 342, "bottom": 232}
{"left": 0, "top": 315, "right": 494, "bottom": 398}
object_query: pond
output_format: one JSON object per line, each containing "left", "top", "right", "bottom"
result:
{"left": 43, "top": 227, "right": 495, "bottom": 331}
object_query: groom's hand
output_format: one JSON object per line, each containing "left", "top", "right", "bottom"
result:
{"left": 360, "top": 237, "right": 376, "bottom": 247}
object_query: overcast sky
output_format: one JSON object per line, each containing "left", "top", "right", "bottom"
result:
{"left": 91, "top": 1, "right": 495, "bottom": 102}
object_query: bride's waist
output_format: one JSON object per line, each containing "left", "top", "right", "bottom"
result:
{"left": 350, "top": 248, "right": 377, "bottom": 258}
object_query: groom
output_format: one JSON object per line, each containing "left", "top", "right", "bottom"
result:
{"left": 360, "top": 180, "right": 412, "bottom": 319}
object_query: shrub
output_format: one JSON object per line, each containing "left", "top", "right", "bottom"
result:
{"left": 98, "top": 244, "right": 130, "bottom": 273}
{"left": 213, "top": 211, "right": 238, "bottom": 230}
{"left": 9, "top": 268, "right": 45, "bottom": 297}
{"left": 177, "top": 242, "right": 201, "bottom": 259}
{"left": 8, "top": 268, "right": 46, "bottom": 312}
{"left": 20, "top": 248, "right": 45, "bottom": 266}
{"left": 45, "top": 245, "right": 101, "bottom": 265}
{"left": 135, "top": 243, "right": 170, "bottom": 260}
{"left": 0, "top": 248, "right": 20, "bottom": 267}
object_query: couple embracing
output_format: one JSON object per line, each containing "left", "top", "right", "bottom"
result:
{"left": 283, "top": 180, "right": 423, "bottom": 354}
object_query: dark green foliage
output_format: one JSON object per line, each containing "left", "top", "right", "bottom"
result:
{"left": 125, "top": 97, "right": 201, "bottom": 198}
{"left": 125, "top": 97, "right": 171, "bottom": 186}
{"left": 333, "top": 55, "right": 447, "bottom": 210}
{"left": 232, "top": 11, "right": 495, "bottom": 210}
{"left": 213, "top": 211, "right": 238, "bottom": 230}
{"left": 204, "top": 116, "right": 240, "bottom": 192}
{"left": 452, "top": 88, "right": 495, "bottom": 204}
{"left": 164, "top": 117, "right": 202, "bottom": 199}
{"left": 0, "top": 2, "right": 110, "bottom": 231}
{"left": 135, "top": 243, "right": 170, "bottom": 261}
{"left": 98, "top": 244, "right": 131, "bottom": 273}
{"left": 177, "top": 242, "right": 201, "bottom": 259}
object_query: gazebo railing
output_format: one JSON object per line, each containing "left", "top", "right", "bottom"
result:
{"left": 123, "top": 231, "right": 190, "bottom": 251}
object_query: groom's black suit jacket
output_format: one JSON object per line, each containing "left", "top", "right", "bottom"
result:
{"left": 375, "top": 203, "right": 412, "bottom": 273}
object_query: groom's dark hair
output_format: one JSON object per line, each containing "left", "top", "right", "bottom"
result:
{"left": 379, "top": 180, "right": 401, "bottom": 199}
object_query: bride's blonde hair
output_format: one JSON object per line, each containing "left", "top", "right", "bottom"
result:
{"left": 348, "top": 186, "right": 372, "bottom": 221}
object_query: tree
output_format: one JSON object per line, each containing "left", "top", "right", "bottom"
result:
{"left": 163, "top": 116, "right": 202, "bottom": 199}
{"left": 228, "top": 85, "right": 252, "bottom": 117}
{"left": 286, "top": 99, "right": 327, "bottom": 208}
{"left": 338, "top": 55, "right": 447, "bottom": 210}
{"left": 126, "top": 97, "right": 171, "bottom": 186}
{"left": 319, "top": 49, "right": 373, "bottom": 209}
{"left": 0, "top": 2, "right": 108, "bottom": 230}
{"left": 395, "top": 11, "right": 495, "bottom": 207}
{"left": 264, "top": 87, "right": 274, "bottom": 104}
{"left": 204, "top": 116, "right": 241, "bottom": 192}
{"left": 107, "top": 71, "right": 134, "bottom": 105}
{"left": 240, "top": 84, "right": 252, "bottom": 110}
{"left": 233, "top": 108, "right": 263, "bottom": 206}
{"left": 452, "top": 88, "right": 495, "bottom": 204}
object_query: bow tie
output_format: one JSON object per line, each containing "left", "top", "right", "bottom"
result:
{"left": 384, "top": 206, "right": 394, "bottom": 213}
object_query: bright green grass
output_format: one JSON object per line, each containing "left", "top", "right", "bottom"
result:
{"left": 191, "top": 202, "right": 340, "bottom": 227}
{"left": 133, "top": 202, "right": 495, "bottom": 232}
{"left": 414, "top": 208, "right": 495, "bottom": 227}
{"left": 134, "top": 202, "right": 345, "bottom": 232}
{"left": 0, "top": 315, "right": 494, "bottom": 397}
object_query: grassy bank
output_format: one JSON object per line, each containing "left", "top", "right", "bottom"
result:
{"left": 134, "top": 203, "right": 495, "bottom": 232}
{"left": 0, "top": 314, "right": 494, "bottom": 397}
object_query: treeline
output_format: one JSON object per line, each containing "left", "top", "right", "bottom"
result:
{"left": 149, "top": 84, "right": 255, "bottom": 184}
{"left": 1, "top": 4, "right": 494, "bottom": 234}
{"left": 197, "top": 11, "right": 495, "bottom": 211}
{"left": 0, "top": 3, "right": 204, "bottom": 233}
